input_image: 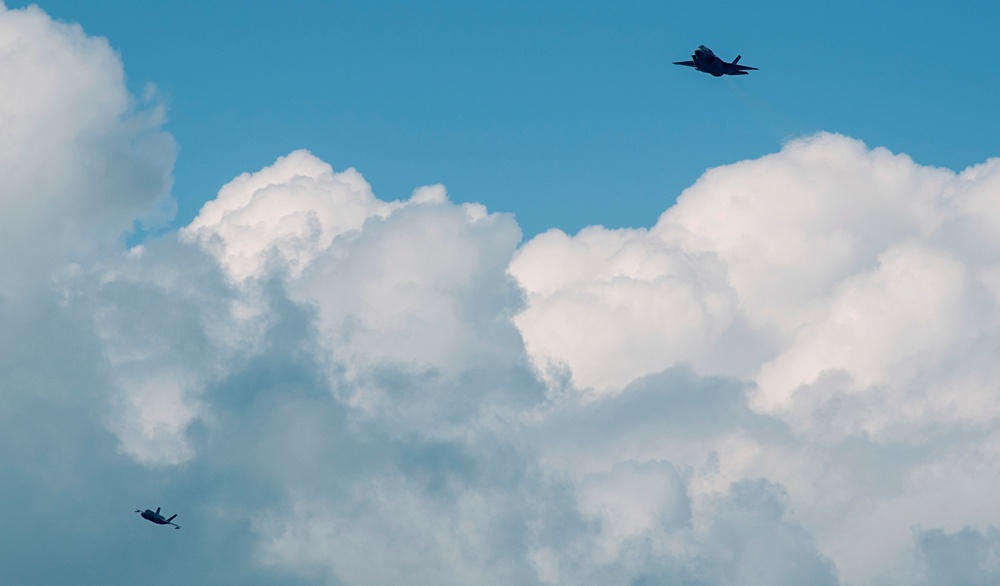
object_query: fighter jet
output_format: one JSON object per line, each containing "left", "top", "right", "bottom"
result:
{"left": 673, "top": 45, "right": 757, "bottom": 77}
{"left": 135, "top": 506, "right": 180, "bottom": 529}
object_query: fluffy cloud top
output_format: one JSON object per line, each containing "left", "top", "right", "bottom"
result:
{"left": 512, "top": 134, "right": 1000, "bottom": 436}
{"left": 6, "top": 4, "right": 1000, "bottom": 585}
{"left": 182, "top": 150, "right": 402, "bottom": 284}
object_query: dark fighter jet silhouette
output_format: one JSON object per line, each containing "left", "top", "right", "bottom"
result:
{"left": 135, "top": 506, "right": 180, "bottom": 529}
{"left": 674, "top": 45, "right": 757, "bottom": 77}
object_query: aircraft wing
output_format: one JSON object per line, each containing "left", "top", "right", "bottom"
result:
{"left": 672, "top": 60, "right": 697, "bottom": 67}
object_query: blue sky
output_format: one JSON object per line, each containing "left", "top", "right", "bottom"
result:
{"left": 12, "top": 0, "right": 999, "bottom": 237}
{"left": 5, "top": 2, "right": 1000, "bottom": 584}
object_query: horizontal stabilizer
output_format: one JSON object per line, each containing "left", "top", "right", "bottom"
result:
{"left": 673, "top": 60, "right": 696, "bottom": 67}
{"left": 730, "top": 71, "right": 749, "bottom": 75}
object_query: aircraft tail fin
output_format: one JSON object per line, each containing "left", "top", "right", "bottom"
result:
{"left": 155, "top": 507, "right": 161, "bottom": 515}
{"left": 167, "top": 514, "right": 177, "bottom": 522}
{"left": 732, "top": 55, "right": 742, "bottom": 65}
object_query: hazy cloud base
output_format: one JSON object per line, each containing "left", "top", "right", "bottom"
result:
{"left": 3, "top": 4, "right": 1000, "bottom": 585}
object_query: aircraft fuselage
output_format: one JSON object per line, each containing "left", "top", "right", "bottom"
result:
{"left": 692, "top": 46, "right": 728, "bottom": 77}
{"left": 140, "top": 509, "right": 169, "bottom": 524}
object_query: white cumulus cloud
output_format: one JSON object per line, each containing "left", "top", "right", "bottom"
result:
{"left": 0, "top": 4, "right": 174, "bottom": 300}
{"left": 511, "top": 134, "right": 1000, "bottom": 434}
{"left": 508, "top": 133, "right": 1000, "bottom": 583}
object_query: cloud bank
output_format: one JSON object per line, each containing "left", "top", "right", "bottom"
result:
{"left": 4, "top": 4, "right": 1000, "bottom": 585}
{"left": 0, "top": 4, "right": 174, "bottom": 301}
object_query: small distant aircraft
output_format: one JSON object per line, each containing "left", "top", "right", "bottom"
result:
{"left": 135, "top": 506, "right": 180, "bottom": 529}
{"left": 674, "top": 45, "right": 758, "bottom": 77}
